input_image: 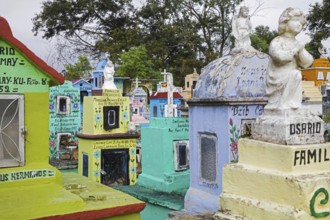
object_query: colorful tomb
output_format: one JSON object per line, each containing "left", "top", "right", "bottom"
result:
{"left": 115, "top": 111, "right": 190, "bottom": 220}
{"left": 49, "top": 80, "right": 81, "bottom": 168}
{"left": 92, "top": 53, "right": 130, "bottom": 94}
{"left": 138, "top": 117, "right": 189, "bottom": 194}
{"left": 182, "top": 68, "right": 199, "bottom": 100}
{"left": 129, "top": 78, "right": 150, "bottom": 126}
{"left": 0, "top": 16, "right": 144, "bottom": 219}
{"left": 78, "top": 89, "right": 139, "bottom": 186}
{"left": 72, "top": 78, "right": 95, "bottom": 118}
{"left": 302, "top": 57, "right": 330, "bottom": 86}
{"left": 183, "top": 51, "right": 269, "bottom": 214}
{"left": 149, "top": 92, "right": 183, "bottom": 117}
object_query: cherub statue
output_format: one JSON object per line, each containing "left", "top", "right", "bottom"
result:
{"left": 231, "top": 6, "right": 256, "bottom": 53}
{"left": 102, "top": 52, "right": 117, "bottom": 90}
{"left": 265, "top": 7, "right": 313, "bottom": 110}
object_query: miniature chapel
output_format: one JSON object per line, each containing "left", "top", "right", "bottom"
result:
{"left": 182, "top": 6, "right": 269, "bottom": 214}
{"left": 0, "top": 16, "right": 144, "bottom": 219}
{"left": 77, "top": 53, "right": 139, "bottom": 186}
{"left": 215, "top": 7, "right": 326, "bottom": 220}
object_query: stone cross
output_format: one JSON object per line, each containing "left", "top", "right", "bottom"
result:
{"left": 161, "top": 69, "right": 174, "bottom": 117}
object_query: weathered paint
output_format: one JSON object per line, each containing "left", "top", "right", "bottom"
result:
{"left": 1, "top": 173, "right": 145, "bottom": 219}
{"left": 78, "top": 138, "right": 137, "bottom": 185}
{"left": 149, "top": 96, "right": 183, "bottom": 118}
{"left": 0, "top": 41, "right": 51, "bottom": 93}
{"left": 141, "top": 203, "right": 174, "bottom": 220}
{"left": 82, "top": 90, "right": 130, "bottom": 135}
{"left": 215, "top": 139, "right": 330, "bottom": 220}
{"left": 49, "top": 81, "right": 81, "bottom": 159}
{"left": 138, "top": 117, "right": 189, "bottom": 195}
{"left": 185, "top": 51, "right": 269, "bottom": 214}
{"left": 302, "top": 57, "right": 330, "bottom": 87}
{"left": 194, "top": 53, "right": 269, "bottom": 98}
{"left": 0, "top": 16, "right": 143, "bottom": 219}
{"left": 114, "top": 184, "right": 185, "bottom": 220}
{"left": 184, "top": 102, "right": 265, "bottom": 213}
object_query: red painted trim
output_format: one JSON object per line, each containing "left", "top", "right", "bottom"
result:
{"left": 36, "top": 203, "right": 146, "bottom": 220}
{"left": 150, "top": 92, "right": 183, "bottom": 99}
{"left": 0, "top": 17, "right": 64, "bottom": 85}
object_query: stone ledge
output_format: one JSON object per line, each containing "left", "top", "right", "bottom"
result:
{"left": 252, "top": 108, "right": 324, "bottom": 145}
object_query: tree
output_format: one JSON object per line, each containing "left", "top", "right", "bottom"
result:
{"left": 64, "top": 55, "right": 92, "bottom": 80}
{"left": 32, "top": 0, "right": 245, "bottom": 86}
{"left": 182, "top": 0, "right": 243, "bottom": 62}
{"left": 250, "top": 25, "right": 277, "bottom": 53}
{"left": 32, "top": 0, "right": 140, "bottom": 63}
{"left": 116, "top": 45, "right": 160, "bottom": 80}
{"left": 306, "top": 0, "right": 330, "bottom": 58}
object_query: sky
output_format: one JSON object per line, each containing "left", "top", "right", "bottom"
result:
{"left": 0, "top": 0, "right": 328, "bottom": 72}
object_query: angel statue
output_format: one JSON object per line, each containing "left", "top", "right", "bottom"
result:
{"left": 102, "top": 52, "right": 117, "bottom": 90}
{"left": 231, "top": 6, "right": 256, "bottom": 53}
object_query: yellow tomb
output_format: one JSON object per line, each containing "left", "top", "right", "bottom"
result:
{"left": 0, "top": 16, "right": 144, "bottom": 219}
{"left": 78, "top": 89, "right": 139, "bottom": 186}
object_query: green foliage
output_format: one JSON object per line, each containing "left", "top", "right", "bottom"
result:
{"left": 250, "top": 25, "right": 277, "bottom": 53}
{"left": 33, "top": 0, "right": 243, "bottom": 86}
{"left": 116, "top": 45, "right": 160, "bottom": 80}
{"left": 323, "top": 108, "right": 330, "bottom": 124}
{"left": 306, "top": 0, "right": 330, "bottom": 58}
{"left": 64, "top": 55, "right": 92, "bottom": 80}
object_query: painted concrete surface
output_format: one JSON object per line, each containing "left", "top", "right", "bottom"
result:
{"left": 0, "top": 16, "right": 144, "bottom": 219}
{"left": 138, "top": 117, "right": 189, "bottom": 195}
{"left": 115, "top": 184, "right": 185, "bottom": 220}
{"left": 1, "top": 172, "right": 145, "bottom": 219}
{"left": 49, "top": 81, "right": 81, "bottom": 161}
{"left": 185, "top": 51, "right": 269, "bottom": 214}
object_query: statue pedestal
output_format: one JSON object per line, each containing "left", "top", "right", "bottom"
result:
{"left": 252, "top": 108, "right": 324, "bottom": 145}
{"left": 215, "top": 138, "right": 330, "bottom": 220}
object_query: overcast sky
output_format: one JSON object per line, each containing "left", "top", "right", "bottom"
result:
{"left": 0, "top": 0, "right": 328, "bottom": 71}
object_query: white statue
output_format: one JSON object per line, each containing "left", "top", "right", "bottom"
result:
{"left": 102, "top": 52, "right": 117, "bottom": 90}
{"left": 266, "top": 8, "right": 313, "bottom": 110}
{"left": 231, "top": 6, "right": 255, "bottom": 53}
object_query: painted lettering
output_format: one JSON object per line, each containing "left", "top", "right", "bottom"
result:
{"left": 0, "top": 46, "right": 15, "bottom": 55}
{"left": 294, "top": 147, "right": 330, "bottom": 166}
{"left": 0, "top": 58, "right": 18, "bottom": 66}
{"left": 231, "top": 105, "right": 250, "bottom": 117}
{"left": 307, "top": 149, "right": 317, "bottom": 164}
{"left": 290, "top": 122, "right": 321, "bottom": 135}
{"left": 13, "top": 77, "right": 24, "bottom": 85}
{"left": 0, "top": 169, "right": 54, "bottom": 183}
{"left": 255, "top": 105, "right": 264, "bottom": 116}
{"left": 0, "top": 77, "right": 11, "bottom": 84}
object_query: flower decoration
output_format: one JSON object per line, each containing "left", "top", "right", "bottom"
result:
{"left": 122, "top": 112, "right": 129, "bottom": 120}
{"left": 50, "top": 140, "right": 55, "bottom": 147}
{"left": 73, "top": 103, "right": 79, "bottom": 110}
{"left": 130, "top": 166, "right": 136, "bottom": 174}
{"left": 49, "top": 103, "right": 55, "bottom": 110}
{"left": 93, "top": 150, "right": 101, "bottom": 159}
{"left": 130, "top": 148, "right": 136, "bottom": 156}
{"left": 229, "top": 117, "right": 240, "bottom": 162}
{"left": 93, "top": 170, "right": 100, "bottom": 177}
{"left": 95, "top": 114, "right": 102, "bottom": 123}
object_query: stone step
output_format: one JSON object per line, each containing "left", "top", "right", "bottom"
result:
{"left": 222, "top": 163, "right": 330, "bottom": 213}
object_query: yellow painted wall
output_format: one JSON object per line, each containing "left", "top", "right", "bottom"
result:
{"left": 82, "top": 90, "right": 130, "bottom": 135}
{"left": 0, "top": 92, "right": 62, "bottom": 188}
{"left": 25, "top": 92, "right": 51, "bottom": 163}
{"left": 302, "top": 58, "right": 330, "bottom": 87}
{"left": 78, "top": 138, "right": 137, "bottom": 185}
